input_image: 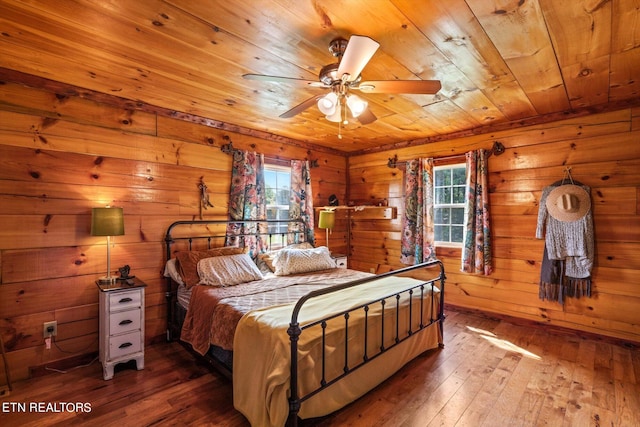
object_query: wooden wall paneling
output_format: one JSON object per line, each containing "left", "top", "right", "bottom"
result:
{"left": 489, "top": 134, "right": 639, "bottom": 174}
{"left": 489, "top": 160, "right": 640, "bottom": 194}
{"left": 0, "top": 245, "right": 108, "bottom": 284}
{"left": 0, "top": 276, "right": 96, "bottom": 319}
{"left": 0, "top": 110, "right": 231, "bottom": 171}
{"left": 0, "top": 82, "right": 158, "bottom": 135}
{"left": 55, "top": 303, "right": 98, "bottom": 326}
{"left": 595, "top": 215, "right": 640, "bottom": 242}
{"left": 0, "top": 80, "right": 349, "bottom": 381}
{"left": 1, "top": 75, "right": 638, "bottom": 387}
{"left": 596, "top": 242, "right": 640, "bottom": 270}
{"left": 157, "top": 115, "right": 348, "bottom": 166}
{"left": 491, "top": 214, "right": 537, "bottom": 239}
{"left": 445, "top": 267, "right": 640, "bottom": 336}
{"left": 591, "top": 266, "right": 640, "bottom": 297}
{"left": 0, "top": 146, "right": 234, "bottom": 203}
{"left": 0, "top": 333, "right": 98, "bottom": 382}
{"left": 348, "top": 107, "right": 640, "bottom": 347}
{"left": 489, "top": 191, "right": 539, "bottom": 216}
{"left": 351, "top": 109, "right": 633, "bottom": 170}
{"left": 632, "top": 107, "right": 640, "bottom": 131}
{"left": 1, "top": 311, "right": 58, "bottom": 351}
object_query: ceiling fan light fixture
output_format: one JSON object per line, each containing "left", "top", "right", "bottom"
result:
{"left": 317, "top": 92, "right": 338, "bottom": 115}
{"left": 244, "top": 34, "right": 441, "bottom": 139}
{"left": 346, "top": 94, "right": 368, "bottom": 117}
{"left": 358, "top": 83, "right": 375, "bottom": 91}
{"left": 319, "top": 63, "right": 340, "bottom": 86}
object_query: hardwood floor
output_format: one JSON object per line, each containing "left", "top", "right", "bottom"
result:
{"left": 1, "top": 309, "right": 639, "bottom": 426}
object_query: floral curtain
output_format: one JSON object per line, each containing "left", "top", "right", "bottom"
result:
{"left": 401, "top": 158, "right": 436, "bottom": 265}
{"left": 226, "top": 150, "right": 267, "bottom": 256}
{"left": 461, "top": 149, "right": 493, "bottom": 275}
{"left": 288, "top": 160, "right": 315, "bottom": 245}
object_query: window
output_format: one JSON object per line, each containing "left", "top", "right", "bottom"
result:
{"left": 264, "top": 164, "right": 291, "bottom": 243}
{"left": 434, "top": 164, "right": 466, "bottom": 245}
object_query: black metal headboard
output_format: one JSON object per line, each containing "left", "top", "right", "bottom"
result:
{"left": 164, "top": 218, "right": 308, "bottom": 261}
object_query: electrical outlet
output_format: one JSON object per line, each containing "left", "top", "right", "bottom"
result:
{"left": 43, "top": 321, "right": 57, "bottom": 338}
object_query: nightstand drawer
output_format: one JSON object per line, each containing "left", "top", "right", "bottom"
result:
{"left": 109, "top": 290, "right": 141, "bottom": 312}
{"left": 109, "top": 309, "right": 141, "bottom": 335}
{"left": 109, "top": 331, "right": 142, "bottom": 359}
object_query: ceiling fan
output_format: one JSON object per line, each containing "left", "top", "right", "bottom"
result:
{"left": 243, "top": 35, "right": 441, "bottom": 137}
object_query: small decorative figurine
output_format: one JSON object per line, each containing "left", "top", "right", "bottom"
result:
{"left": 199, "top": 177, "right": 214, "bottom": 219}
{"left": 118, "top": 265, "right": 134, "bottom": 280}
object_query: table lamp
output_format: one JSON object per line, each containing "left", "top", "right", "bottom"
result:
{"left": 91, "top": 206, "right": 125, "bottom": 284}
{"left": 318, "top": 209, "right": 335, "bottom": 251}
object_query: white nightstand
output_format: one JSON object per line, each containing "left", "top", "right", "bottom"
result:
{"left": 97, "top": 278, "right": 146, "bottom": 380}
{"left": 332, "top": 254, "right": 348, "bottom": 269}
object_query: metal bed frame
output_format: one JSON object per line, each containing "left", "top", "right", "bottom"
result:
{"left": 163, "top": 219, "right": 445, "bottom": 425}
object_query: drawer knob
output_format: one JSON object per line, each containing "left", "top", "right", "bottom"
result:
{"left": 118, "top": 297, "right": 133, "bottom": 303}
{"left": 119, "top": 319, "right": 133, "bottom": 326}
{"left": 119, "top": 342, "right": 133, "bottom": 349}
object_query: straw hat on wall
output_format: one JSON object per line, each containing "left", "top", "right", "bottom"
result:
{"left": 545, "top": 184, "right": 591, "bottom": 222}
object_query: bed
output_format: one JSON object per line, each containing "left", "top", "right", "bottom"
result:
{"left": 164, "top": 219, "right": 445, "bottom": 426}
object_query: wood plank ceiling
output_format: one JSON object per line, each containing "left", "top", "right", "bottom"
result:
{"left": 1, "top": 0, "right": 639, "bottom": 154}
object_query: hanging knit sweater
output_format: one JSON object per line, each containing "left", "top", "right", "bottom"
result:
{"left": 536, "top": 182, "right": 594, "bottom": 303}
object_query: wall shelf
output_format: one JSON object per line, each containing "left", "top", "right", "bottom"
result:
{"left": 315, "top": 206, "right": 397, "bottom": 220}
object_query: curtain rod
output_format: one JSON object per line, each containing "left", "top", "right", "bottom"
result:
{"left": 220, "top": 140, "right": 319, "bottom": 168}
{"left": 387, "top": 141, "right": 505, "bottom": 169}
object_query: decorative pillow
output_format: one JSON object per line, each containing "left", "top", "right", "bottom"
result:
{"left": 255, "top": 254, "right": 275, "bottom": 276}
{"left": 272, "top": 246, "right": 335, "bottom": 276}
{"left": 257, "top": 242, "right": 315, "bottom": 273}
{"left": 175, "top": 247, "right": 246, "bottom": 288}
{"left": 197, "top": 253, "right": 264, "bottom": 287}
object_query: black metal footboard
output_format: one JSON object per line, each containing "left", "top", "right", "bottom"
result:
{"left": 286, "top": 259, "right": 445, "bottom": 425}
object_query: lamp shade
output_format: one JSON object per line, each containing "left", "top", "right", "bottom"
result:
{"left": 91, "top": 207, "right": 125, "bottom": 236}
{"left": 318, "top": 210, "right": 335, "bottom": 229}
{"left": 317, "top": 92, "right": 338, "bottom": 115}
{"left": 325, "top": 103, "right": 342, "bottom": 123}
{"left": 346, "top": 94, "right": 368, "bottom": 117}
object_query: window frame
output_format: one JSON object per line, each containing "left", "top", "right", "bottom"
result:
{"left": 433, "top": 163, "right": 467, "bottom": 248}
{"left": 264, "top": 163, "right": 292, "bottom": 247}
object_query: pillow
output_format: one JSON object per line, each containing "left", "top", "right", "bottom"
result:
{"left": 272, "top": 246, "right": 335, "bottom": 276}
{"left": 257, "top": 242, "right": 315, "bottom": 273}
{"left": 163, "top": 258, "right": 184, "bottom": 286}
{"left": 175, "top": 247, "right": 246, "bottom": 288}
{"left": 197, "top": 253, "right": 263, "bottom": 287}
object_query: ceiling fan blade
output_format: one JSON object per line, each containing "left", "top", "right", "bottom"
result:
{"left": 279, "top": 94, "right": 324, "bottom": 118}
{"left": 337, "top": 35, "right": 380, "bottom": 82}
{"left": 356, "top": 107, "right": 377, "bottom": 125}
{"left": 243, "top": 74, "right": 326, "bottom": 88}
{"left": 356, "top": 80, "right": 442, "bottom": 94}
